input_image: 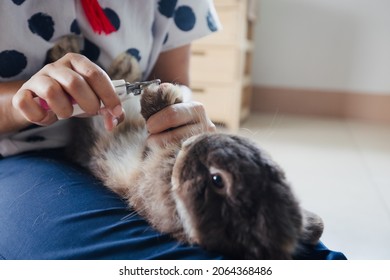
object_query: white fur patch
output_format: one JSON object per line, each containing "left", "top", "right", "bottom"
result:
{"left": 171, "top": 186, "right": 199, "bottom": 244}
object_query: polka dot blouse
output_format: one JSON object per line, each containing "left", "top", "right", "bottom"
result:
{"left": 0, "top": 0, "right": 221, "bottom": 157}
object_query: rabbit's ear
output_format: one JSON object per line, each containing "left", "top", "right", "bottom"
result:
{"left": 299, "top": 209, "right": 324, "bottom": 245}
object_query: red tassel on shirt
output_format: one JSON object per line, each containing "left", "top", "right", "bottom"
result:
{"left": 80, "top": 0, "right": 116, "bottom": 35}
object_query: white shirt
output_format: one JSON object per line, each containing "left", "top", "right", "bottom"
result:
{"left": 0, "top": 0, "right": 221, "bottom": 157}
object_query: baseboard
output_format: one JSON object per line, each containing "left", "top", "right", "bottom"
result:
{"left": 251, "top": 86, "right": 390, "bottom": 124}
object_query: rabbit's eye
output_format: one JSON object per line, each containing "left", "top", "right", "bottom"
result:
{"left": 209, "top": 167, "right": 230, "bottom": 193}
{"left": 211, "top": 174, "right": 224, "bottom": 189}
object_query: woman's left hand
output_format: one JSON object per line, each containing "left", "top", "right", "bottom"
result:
{"left": 145, "top": 44, "right": 215, "bottom": 146}
{"left": 145, "top": 100, "right": 216, "bottom": 146}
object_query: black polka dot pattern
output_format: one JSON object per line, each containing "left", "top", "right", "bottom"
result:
{"left": 0, "top": 50, "right": 27, "bottom": 78}
{"left": 103, "top": 8, "right": 120, "bottom": 31}
{"left": 11, "top": 0, "right": 25, "bottom": 5}
{"left": 28, "top": 13, "right": 55, "bottom": 41}
{"left": 0, "top": 2, "right": 219, "bottom": 80}
{"left": 158, "top": 1, "right": 197, "bottom": 32}
{"left": 126, "top": 48, "right": 141, "bottom": 62}
{"left": 70, "top": 19, "right": 81, "bottom": 34}
{"left": 0, "top": 1, "right": 221, "bottom": 157}
{"left": 158, "top": 0, "right": 178, "bottom": 18}
{"left": 207, "top": 10, "right": 218, "bottom": 32}
{"left": 82, "top": 38, "right": 100, "bottom": 62}
{"left": 174, "top": 6, "right": 196, "bottom": 32}
{"left": 163, "top": 33, "right": 169, "bottom": 45}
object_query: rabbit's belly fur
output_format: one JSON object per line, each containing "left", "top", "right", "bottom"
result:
{"left": 84, "top": 97, "right": 185, "bottom": 238}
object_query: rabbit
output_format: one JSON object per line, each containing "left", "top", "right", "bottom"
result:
{"left": 68, "top": 83, "right": 324, "bottom": 260}
{"left": 47, "top": 35, "right": 324, "bottom": 259}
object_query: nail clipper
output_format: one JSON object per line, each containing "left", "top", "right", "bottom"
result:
{"left": 38, "top": 79, "right": 161, "bottom": 117}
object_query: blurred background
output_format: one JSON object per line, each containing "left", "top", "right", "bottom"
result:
{"left": 191, "top": 0, "right": 390, "bottom": 259}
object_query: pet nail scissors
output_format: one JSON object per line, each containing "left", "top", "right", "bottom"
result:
{"left": 38, "top": 79, "right": 161, "bottom": 117}
{"left": 112, "top": 79, "right": 161, "bottom": 101}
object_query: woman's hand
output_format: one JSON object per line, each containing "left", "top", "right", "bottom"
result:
{"left": 145, "top": 100, "right": 216, "bottom": 146}
{"left": 146, "top": 44, "right": 216, "bottom": 146}
{"left": 12, "top": 53, "right": 124, "bottom": 130}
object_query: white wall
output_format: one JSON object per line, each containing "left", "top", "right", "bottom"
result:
{"left": 252, "top": 0, "right": 390, "bottom": 94}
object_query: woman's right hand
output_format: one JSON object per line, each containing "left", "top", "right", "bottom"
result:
{"left": 12, "top": 53, "right": 124, "bottom": 130}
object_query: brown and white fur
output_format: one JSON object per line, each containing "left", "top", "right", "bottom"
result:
{"left": 69, "top": 84, "right": 324, "bottom": 259}
{"left": 49, "top": 35, "right": 324, "bottom": 259}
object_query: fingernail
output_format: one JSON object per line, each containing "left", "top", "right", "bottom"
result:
{"left": 111, "top": 105, "right": 123, "bottom": 118}
{"left": 98, "top": 108, "right": 108, "bottom": 116}
{"left": 112, "top": 117, "right": 119, "bottom": 128}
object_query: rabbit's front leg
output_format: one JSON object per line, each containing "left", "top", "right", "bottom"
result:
{"left": 140, "top": 83, "right": 183, "bottom": 121}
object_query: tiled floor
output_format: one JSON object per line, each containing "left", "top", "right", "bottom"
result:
{"left": 229, "top": 112, "right": 390, "bottom": 260}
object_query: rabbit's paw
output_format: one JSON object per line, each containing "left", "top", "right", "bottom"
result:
{"left": 140, "top": 83, "right": 183, "bottom": 121}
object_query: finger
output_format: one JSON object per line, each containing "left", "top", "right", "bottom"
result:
{"left": 147, "top": 122, "right": 215, "bottom": 147}
{"left": 12, "top": 88, "right": 58, "bottom": 126}
{"left": 100, "top": 107, "right": 125, "bottom": 131}
{"left": 63, "top": 53, "right": 123, "bottom": 118}
{"left": 22, "top": 74, "right": 74, "bottom": 119}
{"left": 41, "top": 64, "right": 101, "bottom": 116}
{"left": 146, "top": 101, "right": 211, "bottom": 134}
{"left": 146, "top": 101, "right": 216, "bottom": 147}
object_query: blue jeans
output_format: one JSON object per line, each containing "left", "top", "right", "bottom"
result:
{"left": 0, "top": 150, "right": 346, "bottom": 260}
